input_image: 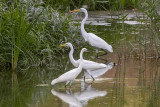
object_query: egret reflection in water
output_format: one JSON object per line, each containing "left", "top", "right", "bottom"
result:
{"left": 84, "top": 62, "right": 113, "bottom": 79}
{"left": 75, "top": 82, "right": 107, "bottom": 106}
{"left": 51, "top": 83, "right": 107, "bottom": 107}
{"left": 51, "top": 89, "right": 82, "bottom": 107}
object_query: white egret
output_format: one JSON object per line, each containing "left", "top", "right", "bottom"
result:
{"left": 60, "top": 43, "right": 107, "bottom": 80}
{"left": 51, "top": 48, "right": 87, "bottom": 88}
{"left": 71, "top": 8, "right": 113, "bottom": 55}
{"left": 84, "top": 62, "right": 113, "bottom": 79}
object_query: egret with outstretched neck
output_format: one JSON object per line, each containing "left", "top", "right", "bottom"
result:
{"left": 71, "top": 8, "right": 113, "bottom": 55}
{"left": 61, "top": 43, "right": 107, "bottom": 80}
{"left": 51, "top": 48, "right": 87, "bottom": 88}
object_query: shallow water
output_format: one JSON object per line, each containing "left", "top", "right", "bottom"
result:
{"left": 41, "top": 58, "right": 159, "bottom": 107}
{"left": 1, "top": 11, "right": 160, "bottom": 107}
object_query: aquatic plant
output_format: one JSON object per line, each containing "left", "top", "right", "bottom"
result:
{"left": 138, "top": 0, "right": 160, "bottom": 57}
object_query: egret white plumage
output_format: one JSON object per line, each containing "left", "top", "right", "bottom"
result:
{"left": 84, "top": 62, "right": 113, "bottom": 79}
{"left": 51, "top": 48, "right": 87, "bottom": 88}
{"left": 71, "top": 8, "right": 113, "bottom": 55}
{"left": 60, "top": 43, "right": 107, "bottom": 80}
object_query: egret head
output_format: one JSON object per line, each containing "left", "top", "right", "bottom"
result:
{"left": 60, "top": 43, "right": 67, "bottom": 47}
{"left": 70, "top": 8, "right": 87, "bottom": 13}
{"left": 82, "top": 48, "right": 87, "bottom": 52}
{"left": 60, "top": 43, "right": 74, "bottom": 50}
{"left": 70, "top": 9, "right": 80, "bottom": 13}
{"left": 80, "top": 48, "right": 87, "bottom": 61}
{"left": 60, "top": 43, "right": 72, "bottom": 47}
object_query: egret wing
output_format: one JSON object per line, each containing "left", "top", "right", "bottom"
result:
{"left": 87, "top": 33, "right": 113, "bottom": 52}
{"left": 83, "top": 59, "right": 106, "bottom": 70}
{"left": 57, "top": 68, "right": 78, "bottom": 82}
{"left": 87, "top": 33, "right": 108, "bottom": 48}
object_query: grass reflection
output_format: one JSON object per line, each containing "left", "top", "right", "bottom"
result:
{"left": 137, "top": 60, "right": 160, "bottom": 107}
{"left": 107, "top": 58, "right": 160, "bottom": 107}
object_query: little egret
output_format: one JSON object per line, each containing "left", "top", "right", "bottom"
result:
{"left": 60, "top": 43, "right": 107, "bottom": 80}
{"left": 71, "top": 8, "right": 113, "bottom": 55}
{"left": 51, "top": 48, "right": 87, "bottom": 88}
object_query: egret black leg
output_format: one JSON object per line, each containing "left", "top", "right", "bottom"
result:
{"left": 86, "top": 70, "right": 95, "bottom": 81}
{"left": 95, "top": 49, "right": 108, "bottom": 63}
{"left": 69, "top": 81, "right": 72, "bottom": 89}
{"left": 90, "top": 75, "right": 95, "bottom": 81}
{"left": 65, "top": 81, "right": 70, "bottom": 89}
{"left": 83, "top": 76, "right": 86, "bottom": 82}
{"left": 98, "top": 49, "right": 108, "bottom": 57}
{"left": 83, "top": 71, "right": 86, "bottom": 82}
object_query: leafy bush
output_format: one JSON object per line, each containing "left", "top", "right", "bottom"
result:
{"left": 0, "top": 0, "right": 81, "bottom": 71}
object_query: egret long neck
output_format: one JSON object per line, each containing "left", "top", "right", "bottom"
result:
{"left": 69, "top": 45, "right": 78, "bottom": 67}
{"left": 80, "top": 50, "right": 84, "bottom": 61}
{"left": 76, "top": 50, "right": 84, "bottom": 72}
{"left": 76, "top": 62, "right": 83, "bottom": 73}
{"left": 81, "top": 10, "right": 88, "bottom": 41}
{"left": 79, "top": 49, "right": 84, "bottom": 66}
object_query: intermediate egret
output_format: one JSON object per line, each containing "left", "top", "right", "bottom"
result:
{"left": 71, "top": 8, "right": 113, "bottom": 55}
{"left": 51, "top": 48, "right": 87, "bottom": 88}
{"left": 60, "top": 43, "right": 107, "bottom": 80}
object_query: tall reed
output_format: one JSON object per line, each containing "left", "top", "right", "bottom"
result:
{"left": 0, "top": 0, "right": 81, "bottom": 71}
{"left": 137, "top": 0, "right": 160, "bottom": 57}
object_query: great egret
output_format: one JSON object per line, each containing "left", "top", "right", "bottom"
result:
{"left": 51, "top": 48, "right": 87, "bottom": 88}
{"left": 84, "top": 62, "right": 113, "bottom": 79}
{"left": 60, "top": 43, "right": 107, "bottom": 80}
{"left": 71, "top": 8, "right": 113, "bottom": 55}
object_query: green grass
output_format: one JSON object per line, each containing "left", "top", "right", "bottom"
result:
{"left": 0, "top": 0, "right": 82, "bottom": 71}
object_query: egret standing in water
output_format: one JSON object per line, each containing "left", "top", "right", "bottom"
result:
{"left": 71, "top": 8, "right": 113, "bottom": 56}
{"left": 60, "top": 43, "right": 107, "bottom": 80}
{"left": 51, "top": 48, "right": 87, "bottom": 88}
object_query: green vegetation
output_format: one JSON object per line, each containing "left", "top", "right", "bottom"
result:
{"left": 0, "top": 0, "right": 81, "bottom": 71}
{"left": 0, "top": 0, "right": 160, "bottom": 71}
{"left": 138, "top": 0, "right": 160, "bottom": 57}
{"left": 49, "top": 0, "right": 139, "bottom": 10}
